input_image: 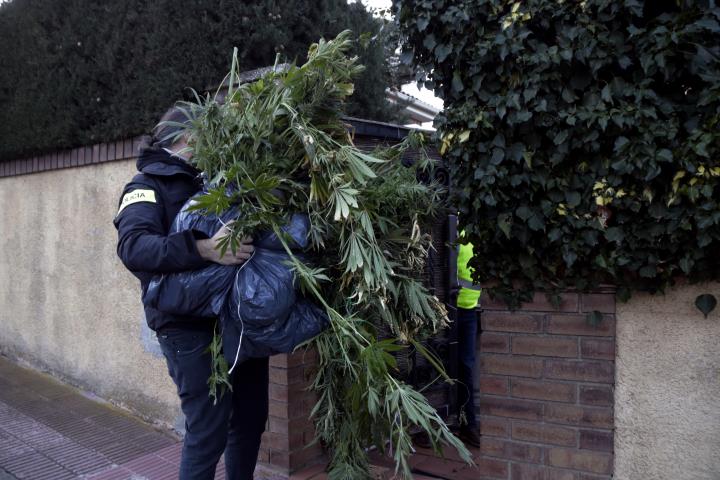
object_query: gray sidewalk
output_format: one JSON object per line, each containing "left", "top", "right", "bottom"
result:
{"left": 0, "top": 356, "right": 459, "bottom": 480}
{"left": 0, "top": 355, "right": 216, "bottom": 480}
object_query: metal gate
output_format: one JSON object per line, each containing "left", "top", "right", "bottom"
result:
{"left": 401, "top": 196, "right": 460, "bottom": 421}
{"left": 349, "top": 119, "right": 460, "bottom": 421}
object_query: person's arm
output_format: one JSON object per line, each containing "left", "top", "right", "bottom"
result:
{"left": 114, "top": 181, "right": 208, "bottom": 273}
{"left": 114, "top": 180, "right": 254, "bottom": 273}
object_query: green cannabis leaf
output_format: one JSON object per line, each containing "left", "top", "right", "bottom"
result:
{"left": 206, "top": 322, "right": 232, "bottom": 406}
{"left": 178, "top": 31, "right": 471, "bottom": 479}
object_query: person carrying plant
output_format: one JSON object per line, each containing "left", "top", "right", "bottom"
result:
{"left": 113, "top": 105, "right": 267, "bottom": 480}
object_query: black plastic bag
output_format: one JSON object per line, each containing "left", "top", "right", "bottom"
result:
{"left": 144, "top": 195, "right": 328, "bottom": 369}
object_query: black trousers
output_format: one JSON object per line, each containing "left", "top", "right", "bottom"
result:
{"left": 456, "top": 307, "right": 478, "bottom": 428}
{"left": 158, "top": 328, "right": 269, "bottom": 480}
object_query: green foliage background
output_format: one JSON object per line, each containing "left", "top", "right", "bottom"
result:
{"left": 395, "top": 0, "right": 720, "bottom": 305}
{"left": 0, "top": 0, "right": 398, "bottom": 161}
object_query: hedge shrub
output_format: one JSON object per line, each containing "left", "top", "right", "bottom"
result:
{"left": 395, "top": 0, "right": 720, "bottom": 305}
{"left": 0, "top": 0, "right": 396, "bottom": 161}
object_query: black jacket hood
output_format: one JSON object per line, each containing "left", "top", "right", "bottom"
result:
{"left": 136, "top": 148, "right": 200, "bottom": 178}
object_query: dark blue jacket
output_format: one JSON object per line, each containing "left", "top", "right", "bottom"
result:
{"left": 143, "top": 199, "right": 329, "bottom": 368}
{"left": 113, "top": 148, "right": 211, "bottom": 331}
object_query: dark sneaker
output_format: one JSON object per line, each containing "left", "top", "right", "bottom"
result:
{"left": 459, "top": 426, "right": 481, "bottom": 448}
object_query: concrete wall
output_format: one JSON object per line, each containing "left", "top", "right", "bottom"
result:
{"left": 0, "top": 159, "right": 180, "bottom": 426}
{"left": 615, "top": 281, "right": 720, "bottom": 480}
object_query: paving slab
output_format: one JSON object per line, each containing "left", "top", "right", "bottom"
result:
{"left": 0, "top": 356, "right": 474, "bottom": 479}
{"left": 0, "top": 356, "right": 187, "bottom": 479}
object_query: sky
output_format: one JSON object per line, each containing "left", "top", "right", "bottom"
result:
{"left": 359, "top": 0, "right": 393, "bottom": 12}
{"left": 355, "top": 0, "right": 444, "bottom": 111}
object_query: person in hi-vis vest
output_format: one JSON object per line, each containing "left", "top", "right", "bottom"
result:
{"left": 456, "top": 234, "right": 482, "bottom": 447}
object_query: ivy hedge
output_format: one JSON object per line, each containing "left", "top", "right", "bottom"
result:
{"left": 0, "top": 0, "right": 396, "bottom": 161}
{"left": 395, "top": 0, "right": 720, "bottom": 305}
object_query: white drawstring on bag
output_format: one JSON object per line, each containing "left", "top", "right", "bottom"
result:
{"left": 228, "top": 249, "right": 256, "bottom": 374}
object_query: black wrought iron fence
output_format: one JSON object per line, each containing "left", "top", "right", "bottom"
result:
{"left": 349, "top": 119, "right": 460, "bottom": 423}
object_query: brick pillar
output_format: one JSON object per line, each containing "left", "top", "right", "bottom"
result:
{"left": 477, "top": 289, "right": 616, "bottom": 479}
{"left": 256, "top": 348, "right": 325, "bottom": 478}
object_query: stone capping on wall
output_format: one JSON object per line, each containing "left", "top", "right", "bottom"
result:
{"left": 477, "top": 289, "right": 616, "bottom": 479}
{"left": 0, "top": 117, "right": 416, "bottom": 179}
{"left": 0, "top": 137, "right": 144, "bottom": 178}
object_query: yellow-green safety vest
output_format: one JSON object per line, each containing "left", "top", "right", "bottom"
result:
{"left": 457, "top": 239, "right": 482, "bottom": 309}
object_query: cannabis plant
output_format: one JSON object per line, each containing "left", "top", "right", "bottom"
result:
{"left": 176, "top": 31, "right": 471, "bottom": 479}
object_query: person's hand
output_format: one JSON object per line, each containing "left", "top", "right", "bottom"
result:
{"left": 196, "top": 223, "right": 254, "bottom": 265}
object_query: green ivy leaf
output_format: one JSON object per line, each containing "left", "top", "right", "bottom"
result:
{"left": 553, "top": 130, "right": 569, "bottom": 145}
{"left": 601, "top": 84, "right": 612, "bottom": 103}
{"left": 436, "top": 43, "right": 453, "bottom": 62}
{"left": 695, "top": 294, "right": 717, "bottom": 318}
{"left": 614, "top": 136, "right": 629, "bottom": 151}
{"left": 523, "top": 150, "right": 533, "bottom": 169}
{"left": 679, "top": 256, "right": 693, "bottom": 274}
{"left": 451, "top": 72, "right": 464, "bottom": 93}
{"left": 528, "top": 214, "right": 545, "bottom": 231}
{"left": 565, "top": 191, "right": 581, "bottom": 207}
{"left": 423, "top": 34, "right": 437, "bottom": 50}
{"left": 498, "top": 213, "right": 512, "bottom": 239}
{"left": 606, "top": 227, "right": 624, "bottom": 243}
{"left": 617, "top": 287, "right": 632, "bottom": 302}
{"left": 562, "top": 248, "right": 577, "bottom": 267}
{"left": 396, "top": 0, "right": 720, "bottom": 311}
{"left": 490, "top": 148, "right": 504, "bottom": 165}
{"left": 639, "top": 265, "right": 656, "bottom": 278}
{"left": 516, "top": 206, "right": 532, "bottom": 220}
{"left": 657, "top": 149, "right": 673, "bottom": 162}
{"left": 586, "top": 310, "right": 603, "bottom": 327}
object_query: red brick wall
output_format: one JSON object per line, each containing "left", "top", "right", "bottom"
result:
{"left": 477, "top": 290, "right": 615, "bottom": 479}
{"left": 257, "top": 349, "right": 324, "bottom": 475}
